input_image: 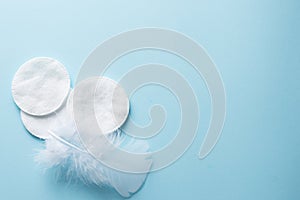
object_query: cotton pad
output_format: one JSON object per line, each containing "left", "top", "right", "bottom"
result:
{"left": 12, "top": 57, "right": 70, "bottom": 116}
{"left": 72, "top": 77, "right": 129, "bottom": 135}
{"left": 20, "top": 97, "right": 71, "bottom": 139}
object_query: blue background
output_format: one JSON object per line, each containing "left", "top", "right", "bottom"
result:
{"left": 0, "top": 0, "right": 299, "bottom": 199}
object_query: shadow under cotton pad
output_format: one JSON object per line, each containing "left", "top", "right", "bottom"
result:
{"left": 12, "top": 57, "right": 71, "bottom": 116}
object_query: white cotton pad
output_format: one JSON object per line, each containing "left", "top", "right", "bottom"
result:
{"left": 20, "top": 97, "right": 70, "bottom": 139}
{"left": 12, "top": 57, "right": 70, "bottom": 116}
{"left": 72, "top": 77, "right": 129, "bottom": 135}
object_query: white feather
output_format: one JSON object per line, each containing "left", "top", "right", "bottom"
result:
{"left": 35, "top": 114, "right": 151, "bottom": 198}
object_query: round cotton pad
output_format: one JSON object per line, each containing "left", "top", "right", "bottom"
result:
{"left": 72, "top": 77, "right": 129, "bottom": 135}
{"left": 20, "top": 98, "right": 70, "bottom": 139}
{"left": 12, "top": 57, "right": 70, "bottom": 116}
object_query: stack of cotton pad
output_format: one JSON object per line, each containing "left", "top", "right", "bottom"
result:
{"left": 12, "top": 57, "right": 71, "bottom": 139}
{"left": 11, "top": 57, "right": 150, "bottom": 198}
{"left": 12, "top": 57, "right": 130, "bottom": 139}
